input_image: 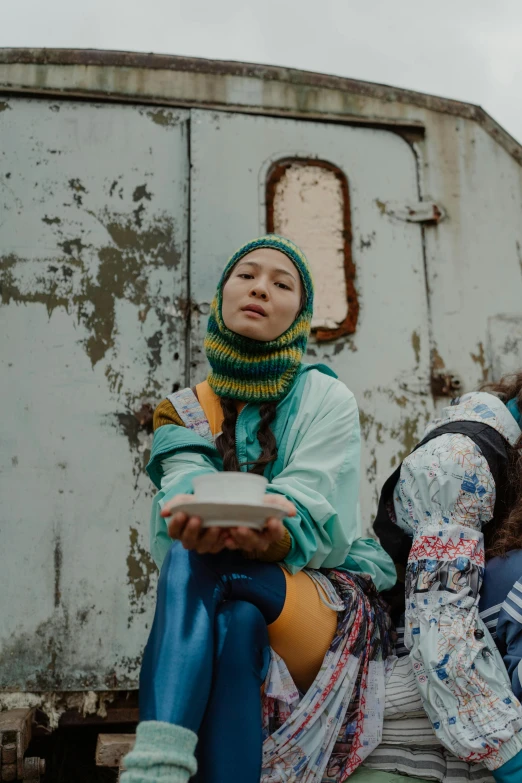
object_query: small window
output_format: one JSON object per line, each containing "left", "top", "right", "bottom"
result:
{"left": 266, "top": 158, "right": 358, "bottom": 341}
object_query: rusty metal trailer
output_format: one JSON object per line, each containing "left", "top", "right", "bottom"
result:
{"left": 1, "top": 48, "right": 522, "bottom": 780}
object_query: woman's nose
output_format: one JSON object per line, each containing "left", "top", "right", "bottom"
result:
{"left": 250, "top": 287, "right": 268, "bottom": 300}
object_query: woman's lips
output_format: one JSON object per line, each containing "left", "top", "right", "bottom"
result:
{"left": 241, "top": 305, "right": 267, "bottom": 317}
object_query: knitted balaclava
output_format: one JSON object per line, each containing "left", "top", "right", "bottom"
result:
{"left": 204, "top": 235, "right": 314, "bottom": 403}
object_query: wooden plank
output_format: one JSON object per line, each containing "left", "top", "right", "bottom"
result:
{"left": 95, "top": 734, "right": 136, "bottom": 768}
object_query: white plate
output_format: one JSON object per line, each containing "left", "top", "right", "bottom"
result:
{"left": 164, "top": 500, "right": 286, "bottom": 530}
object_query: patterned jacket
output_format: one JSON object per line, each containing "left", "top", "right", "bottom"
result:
{"left": 392, "top": 392, "right": 522, "bottom": 776}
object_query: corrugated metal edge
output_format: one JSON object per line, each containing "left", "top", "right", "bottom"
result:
{"left": 0, "top": 48, "right": 521, "bottom": 165}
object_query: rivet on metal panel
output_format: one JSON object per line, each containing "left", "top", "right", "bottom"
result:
{"left": 266, "top": 158, "right": 358, "bottom": 342}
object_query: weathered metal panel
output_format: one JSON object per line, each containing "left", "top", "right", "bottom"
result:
{"left": 487, "top": 315, "right": 522, "bottom": 382}
{"left": 0, "top": 98, "right": 190, "bottom": 690}
{"left": 415, "top": 118, "right": 522, "bottom": 395}
{"left": 1, "top": 49, "right": 521, "bottom": 169}
{"left": 190, "top": 110, "right": 433, "bottom": 532}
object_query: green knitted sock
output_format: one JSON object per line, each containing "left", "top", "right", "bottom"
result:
{"left": 120, "top": 721, "right": 198, "bottom": 783}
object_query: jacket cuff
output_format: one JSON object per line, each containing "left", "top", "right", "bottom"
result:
{"left": 489, "top": 733, "right": 522, "bottom": 773}
{"left": 493, "top": 745, "right": 522, "bottom": 781}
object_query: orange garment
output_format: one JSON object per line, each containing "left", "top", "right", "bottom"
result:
{"left": 195, "top": 381, "right": 245, "bottom": 433}
{"left": 267, "top": 569, "right": 338, "bottom": 693}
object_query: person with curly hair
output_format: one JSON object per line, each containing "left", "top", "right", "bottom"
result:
{"left": 372, "top": 373, "right": 522, "bottom": 783}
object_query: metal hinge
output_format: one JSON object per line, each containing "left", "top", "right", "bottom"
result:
{"left": 431, "top": 371, "right": 462, "bottom": 398}
{"left": 376, "top": 199, "right": 445, "bottom": 225}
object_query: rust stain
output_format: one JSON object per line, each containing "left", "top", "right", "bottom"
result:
{"left": 358, "top": 410, "right": 373, "bottom": 441}
{"left": 58, "top": 238, "right": 87, "bottom": 258}
{"left": 146, "top": 330, "right": 163, "bottom": 368}
{"left": 69, "top": 178, "right": 87, "bottom": 206}
{"left": 133, "top": 185, "right": 152, "bottom": 202}
{"left": 470, "top": 341, "right": 489, "bottom": 383}
{"left": 127, "top": 527, "right": 156, "bottom": 610}
{"left": 411, "top": 330, "right": 421, "bottom": 365}
{"left": 42, "top": 215, "right": 61, "bottom": 225}
{"left": 390, "top": 414, "right": 422, "bottom": 463}
{"left": 1, "top": 209, "right": 180, "bottom": 367}
{"left": 1, "top": 254, "right": 70, "bottom": 316}
{"left": 145, "top": 109, "right": 179, "bottom": 127}
{"left": 111, "top": 409, "right": 154, "bottom": 488}
{"left": 431, "top": 347, "right": 446, "bottom": 371}
{"left": 54, "top": 537, "right": 63, "bottom": 608}
{"left": 359, "top": 231, "right": 376, "bottom": 251}
{"left": 0, "top": 101, "right": 11, "bottom": 112}
{"left": 375, "top": 199, "right": 387, "bottom": 215}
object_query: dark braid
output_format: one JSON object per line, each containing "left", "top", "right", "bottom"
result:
{"left": 215, "top": 397, "right": 241, "bottom": 472}
{"left": 250, "top": 401, "right": 278, "bottom": 475}
{"left": 215, "top": 397, "right": 278, "bottom": 474}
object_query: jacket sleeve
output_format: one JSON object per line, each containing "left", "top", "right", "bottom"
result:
{"left": 147, "top": 425, "right": 221, "bottom": 568}
{"left": 264, "top": 381, "right": 360, "bottom": 574}
{"left": 496, "top": 579, "right": 522, "bottom": 701}
{"left": 396, "top": 433, "right": 522, "bottom": 772}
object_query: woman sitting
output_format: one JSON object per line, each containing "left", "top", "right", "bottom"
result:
{"left": 121, "top": 235, "right": 396, "bottom": 783}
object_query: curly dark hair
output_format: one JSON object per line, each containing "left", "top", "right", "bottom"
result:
{"left": 481, "top": 372, "right": 522, "bottom": 559}
{"left": 215, "top": 396, "right": 278, "bottom": 475}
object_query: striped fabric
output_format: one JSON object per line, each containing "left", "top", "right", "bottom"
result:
{"left": 204, "top": 235, "right": 314, "bottom": 403}
{"left": 380, "top": 553, "right": 522, "bottom": 781}
{"left": 363, "top": 655, "right": 494, "bottom": 781}
{"left": 503, "top": 579, "right": 522, "bottom": 626}
{"left": 364, "top": 745, "right": 492, "bottom": 782}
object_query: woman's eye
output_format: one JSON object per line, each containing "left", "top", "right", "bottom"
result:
{"left": 238, "top": 273, "right": 254, "bottom": 280}
{"left": 275, "top": 282, "right": 290, "bottom": 290}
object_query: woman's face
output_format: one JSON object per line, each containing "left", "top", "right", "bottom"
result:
{"left": 221, "top": 248, "right": 303, "bottom": 342}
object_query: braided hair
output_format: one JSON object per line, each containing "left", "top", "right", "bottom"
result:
{"left": 215, "top": 397, "right": 278, "bottom": 475}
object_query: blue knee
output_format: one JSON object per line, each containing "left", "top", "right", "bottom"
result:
{"left": 158, "top": 543, "right": 215, "bottom": 599}
{"left": 215, "top": 601, "right": 270, "bottom": 682}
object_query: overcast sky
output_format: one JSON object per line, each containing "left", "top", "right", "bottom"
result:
{"left": 3, "top": 0, "right": 522, "bottom": 143}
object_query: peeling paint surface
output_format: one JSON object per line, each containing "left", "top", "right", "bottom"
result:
{"left": 488, "top": 315, "right": 522, "bottom": 382}
{"left": 3, "top": 95, "right": 522, "bottom": 697}
{"left": 0, "top": 99, "right": 190, "bottom": 690}
{"left": 190, "top": 110, "right": 434, "bottom": 532}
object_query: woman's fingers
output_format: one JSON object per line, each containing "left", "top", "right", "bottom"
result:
{"left": 161, "top": 494, "right": 194, "bottom": 518}
{"left": 167, "top": 511, "right": 189, "bottom": 540}
{"left": 264, "top": 494, "right": 296, "bottom": 517}
{"left": 208, "top": 529, "right": 230, "bottom": 554}
{"left": 196, "top": 527, "right": 224, "bottom": 555}
{"left": 231, "top": 526, "right": 265, "bottom": 552}
{"left": 264, "top": 517, "right": 285, "bottom": 542}
{"left": 180, "top": 516, "right": 203, "bottom": 550}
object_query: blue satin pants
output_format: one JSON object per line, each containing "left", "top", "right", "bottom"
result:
{"left": 139, "top": 543, "right": 287, "bottom": 782}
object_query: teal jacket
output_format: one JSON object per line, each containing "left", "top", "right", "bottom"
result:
{"left": 147, "top": 364, "right": 396, "bottom": 592}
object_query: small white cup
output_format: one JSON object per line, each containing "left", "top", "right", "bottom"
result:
{"left": 192, "top": 472, "right": 267, "bottom": 504}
